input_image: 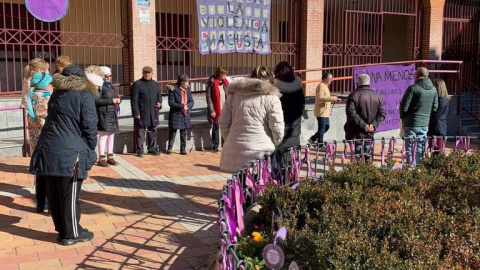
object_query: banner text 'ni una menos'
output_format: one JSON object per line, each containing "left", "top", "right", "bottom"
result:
{"left": 353, "top": 64, "right": 415, "bottom": 132}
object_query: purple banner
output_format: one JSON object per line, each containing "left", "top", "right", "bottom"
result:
{"left": 353, "top": 64, "right": 415, "bottom": 132}
{"left": 26, "top": 0, "right": 69, "bottom": 22}
{"left": 196, "top": 0, "right": 272, "bottom": 55}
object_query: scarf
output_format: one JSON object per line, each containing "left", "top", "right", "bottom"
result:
{"left": 181, "top": 88, "right": 188, "bottom": 115}
{"left": 212, "top": 79, "right": 229, "bottom": 124}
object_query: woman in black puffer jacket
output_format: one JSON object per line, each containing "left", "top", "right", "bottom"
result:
{"left": 95, "top": 66, "right": 121, "bottom": 166}
{"left": 29, "top": 64, "right": 98, "bottom": 245}
{"left": 273, "top": 61, "right": 305, "bottom": 166}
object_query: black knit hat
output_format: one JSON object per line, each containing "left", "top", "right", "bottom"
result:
{"left": 274, "top": 61, "right": 295, "bottom": 82}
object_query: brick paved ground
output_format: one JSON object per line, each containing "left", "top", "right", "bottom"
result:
{"left": 0, "top": 151, "right": 228, "bottom": 270}
{"left": 0, "top": 142, "right": 469, "bottom": 270}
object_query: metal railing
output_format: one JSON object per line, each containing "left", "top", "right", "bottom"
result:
{"left": 461, "top": 78, "right": 480, "bottom": 124}
{"left": 215, "top": 135, "right": 480, "bottom": 269}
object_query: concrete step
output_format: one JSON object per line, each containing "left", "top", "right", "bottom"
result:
{"left": 0, "top": 136, "right": 25, "bottom": 157}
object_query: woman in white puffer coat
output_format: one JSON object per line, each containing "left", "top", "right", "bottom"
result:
{"left": 219, "top": 66, "right": 285, "bottom": 173}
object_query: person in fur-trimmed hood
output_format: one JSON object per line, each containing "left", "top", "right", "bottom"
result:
{"left": 273, "top": 61, "right": 305, "bottom": 165}
{"left": 219, "top": 66, "right": 284, "bottom": 173}
{"left": 29, "top": 64, "right": 97, "bottom": 246}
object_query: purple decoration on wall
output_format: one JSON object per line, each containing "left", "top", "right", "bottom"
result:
{"left": 353, "top": 64, "right": 416, "bottom": 132}
{"left": 26, "top": 0, "right": 69, "bottom": 23}
{"left": 196, "top": 0, "right": 272, "bottom": 55}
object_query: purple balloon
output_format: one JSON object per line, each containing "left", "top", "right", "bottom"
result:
{"left": 26, "top": 0, "right": 69, "bottom": 22}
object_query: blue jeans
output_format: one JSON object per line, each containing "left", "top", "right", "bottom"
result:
{"left": 403, "top": 126, "right": 428, "bottom": 165}
{"left": 310, "top": 117, "right": 330, "bottom": 146}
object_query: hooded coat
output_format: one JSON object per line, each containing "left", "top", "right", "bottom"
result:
{"left": 274, "top": 77, "right": 305, "bottom": 157}
{"left": 96, "top": 83, "right": 119, "bottom": 133}
{"left": 167, "top": 83, "right": 194, "bottom": 130}
{"left": 29, "top": 72, "right": 99, "bottom": 179}
{"left": 131, "top": 78, "right": 162, "bottom": 127}
{"left": 219, "top": 78, "right": 285, "bottom": 172}
{"left": 400, "top": 78, "right": 439, "bottom": 127}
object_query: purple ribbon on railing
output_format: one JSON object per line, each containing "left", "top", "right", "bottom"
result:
{"left": 290, "top": 148, "right": 301, "bottom": 183}
{"left": 245, "top": 168, "right": 257, "bottom": 197}
{"left": 349, "top": 140, "right": 355, "bottom": 163}
{"left": 233, "top": 177, "right": 246, "bottom": 236}
{"left": 441, "top": 136, "right": 447, "bottom": 153}
{"left": 455, "top": 137, "right": 471, "bottom": 152}
{"left": 218, "top": 239, "right": 233, "bottom": 270}
{"left": 302, "top": 145, "right": 314, "bottom": 178}
{"left": 324, "top": 142, "right": 335, "bottom": 165}
{"left": 222, "top": 193, "right": 236, "bottom": 243}
{"left": 341, "top": 141, "right": 347, "bottom": 165}
{"left": 380, "top": 138, "right": 386, "bottom": 165}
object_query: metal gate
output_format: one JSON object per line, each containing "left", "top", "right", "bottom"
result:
{"left": 323, "top": 0, "right": 421, "bottom": 93}
{"left": 155, "top": 0, "right": 299, "bottom": 90}
{"left": 0, "top": 0, "right": 127, "bottom": 94}
{"left": 443, "top": 0, "right": 480, "bottom": 87}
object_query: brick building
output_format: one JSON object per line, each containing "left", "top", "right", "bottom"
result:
{"left": 0, "top": 0, "right": 478, "bottom": 95}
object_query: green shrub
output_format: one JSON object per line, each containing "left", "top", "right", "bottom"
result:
{"left": 248, "top": 153, "right": 480, "bottom": 269}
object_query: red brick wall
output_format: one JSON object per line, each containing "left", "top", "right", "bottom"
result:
{"left": 422, "top": 0, "right": 446, "bottom": 60}
{"left": 299, "top": 0, "right": 325, "bottom": 96}
{"left": 123, "top": 0, "right": 157, "bottom": 92}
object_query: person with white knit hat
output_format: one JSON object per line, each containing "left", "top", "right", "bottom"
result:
{"left": 88, "top": 66, "right": 121, "bottom": 167}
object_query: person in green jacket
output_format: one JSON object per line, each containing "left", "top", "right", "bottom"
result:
{"left": 400, "top": 67, "right": 438, "bottom": 165}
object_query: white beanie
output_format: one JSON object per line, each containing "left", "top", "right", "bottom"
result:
{"left": 99, "top": 66, "right": 112, "bottom": 76}
{"left": 86, "top": 72, "right": 104, "bottom": 87}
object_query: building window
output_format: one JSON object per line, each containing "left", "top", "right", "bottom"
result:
{"left": 279, "top": 21, "right": 288, "bottom": 43}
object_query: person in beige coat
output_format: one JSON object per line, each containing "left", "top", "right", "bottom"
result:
{"left": 309, "top": 72, "right": 341, "bottom": 149}
{"left": 219, "top": 66, "right": 285, "bottom": 173}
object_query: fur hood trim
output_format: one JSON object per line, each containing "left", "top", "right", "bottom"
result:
{"left": 52, "top": 73, "right": 99, "bottom": 98}
{"left": 227, "top": 78, "right": 280, "bottom": 97}
{"left": 274, "top": 77, "right": 303, "bottom": 94}
{"left": 165, "top": 82, "right": 176, "bottom": 92}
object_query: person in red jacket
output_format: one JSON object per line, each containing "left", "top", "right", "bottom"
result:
{"left": 206, "top": 67, "right": 229, "bottom": 152}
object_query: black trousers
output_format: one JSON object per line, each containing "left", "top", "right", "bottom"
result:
{"left": 211, "top": 123, "right": 220, "bottom": 150}
{"left": 310, "top": 117, "right": 330, "bottom": 146}
{"left": 136, "top": 124, "right": 157, "bottom": 152}
{"left": 35, "top": 175, "right": 47, "bottom": 209}
{"left": 168, "top": 128, "right": 186, "bottom": 152}
{"left": 45, "top": 175, "right": 84, "bottom": 239}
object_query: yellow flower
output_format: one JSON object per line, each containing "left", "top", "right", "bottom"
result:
{"left": 251, "top": 231, "right": 263, "bottom": 242}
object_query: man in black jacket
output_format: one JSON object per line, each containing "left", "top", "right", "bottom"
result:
{"left": 344, "top": 74, "right": 385, "bottom": 161}
{"left": 131, "top": 66, "right": 162, "bottom": 156}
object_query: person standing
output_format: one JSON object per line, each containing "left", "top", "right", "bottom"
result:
{"left": 95, "top": 66, "right": 121, "bottom": 166}
{"left": 206, "top": 67, "right": 229, "bottom": 152}
{"left": 131, "top": 66, "right": 162, "bottom": 157}
{"left": 427, "top": 78, "right": 449, "bottom": 154}
{"left": 344, "top": 74, "right": 385, "bottom": 161}
{"left": 273, "top": 61, "right": 305, "bottom": 165}
{"left": 29, "top": 64, "right": 97, "bottom": 245}
{"left": 166, "top": 74, "right": 194, "bottom": 155}
{"left": 309, "top": 72, "right": 341, "bottom": 149}
{"left": 21, "top": 58, "right": 49, "bottom": 107}
{"left": 24, "top": 72, "right": 53, "bottom": 213}
{"left": 219, "top": 66, "right": 284, "bottom": 173}
{"left": 400, "top": 67, "right": 438, "bottom": 165}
